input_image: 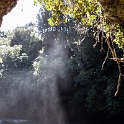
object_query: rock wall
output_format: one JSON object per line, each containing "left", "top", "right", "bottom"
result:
{"left": 98, "top": 0, "right": 124, "bottom": 27}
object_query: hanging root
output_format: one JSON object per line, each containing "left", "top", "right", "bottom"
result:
{"left": 114, "top": 57, "right": 124, "bottom": 96}
{"left": 114, "top": 73, "right": 121, "bottom": 97}
{"left": 102, "top": 47, "right": 109, "bottom": 69}
{"left": 105, "top": 37, "right": 124, "bottom": 96}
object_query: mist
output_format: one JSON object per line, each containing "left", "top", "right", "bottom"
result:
{"left": 0, "top": 38, "right": 70, "bottom": 124}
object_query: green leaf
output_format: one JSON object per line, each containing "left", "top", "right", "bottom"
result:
{"left": 47, "top": 18, "right": 54, "bottom": 26}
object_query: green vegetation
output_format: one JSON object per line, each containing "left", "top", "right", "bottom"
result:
{"left": 0, "top": 24, "right": 42, "bottom": 71}
{"left": 34, "top": 0, "right": 124, "bottom": 96}
{"left": 0, "top": 5, "right": 124, "bottom": 123}
{"left": 34, "top": 0, "right": 124, "bottom": 47}
{"left": 34, "top": 7, "right": 124, "bottom": 122}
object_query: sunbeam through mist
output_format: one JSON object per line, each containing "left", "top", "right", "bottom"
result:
{"left": 33, "top": 39, "right": 69, "bottom": 124}
{"left": 0, "top": 38, "right": 69, "bottom": 124}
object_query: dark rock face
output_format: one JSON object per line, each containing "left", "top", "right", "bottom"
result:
{"left": 98, "top": 0, "right": 124, "bottom": 27}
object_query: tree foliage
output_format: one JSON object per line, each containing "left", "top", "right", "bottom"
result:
{"left": 34, "top": 6, "right": 124, "bottom": 122}
{"left": 0, "top": 3, "right": 124, "bottom": 123}
{"left": 34, "top": 0, "right": 124, "bottom": 46}
{"left": 0, "top": 23, "right": 42, "bottom": 74}
{"left": 34, "top": 0, "right": 124, "bottom": 96}
{"left": 10, "top": 25, "right": 42, "bottom": 68}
